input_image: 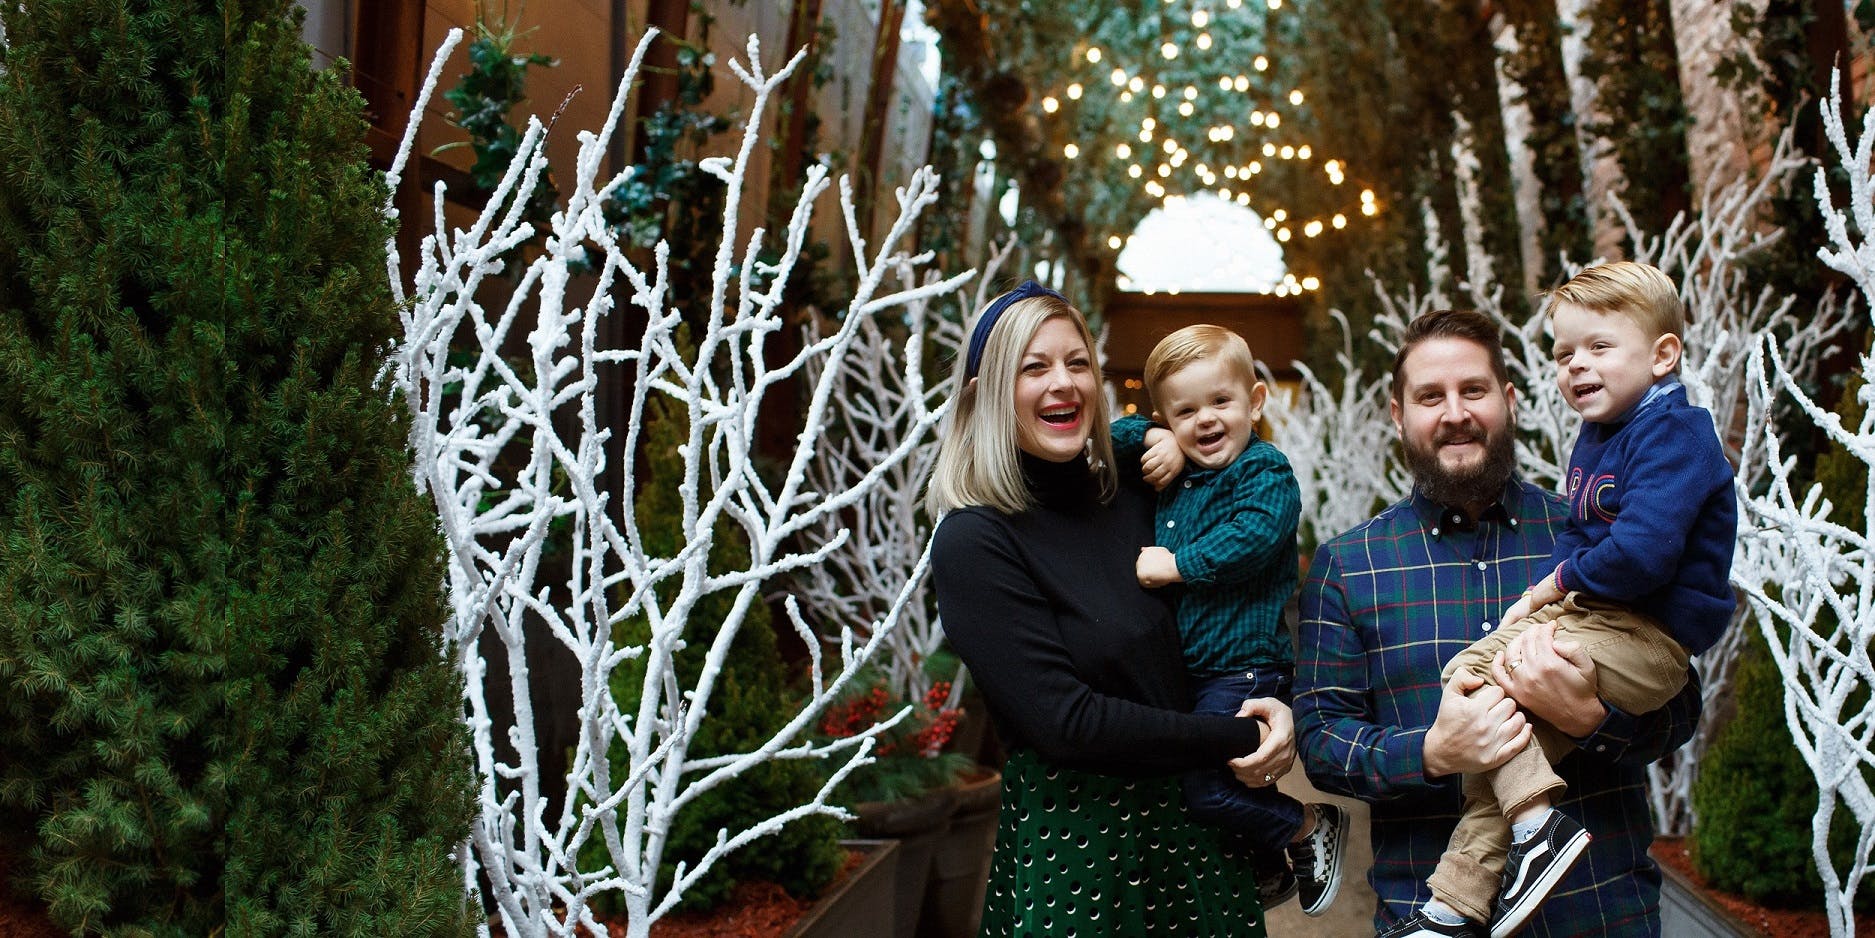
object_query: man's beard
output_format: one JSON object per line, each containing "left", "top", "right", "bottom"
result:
{"left": 1401, "top": 421, "right": 1517, "bottom": 509}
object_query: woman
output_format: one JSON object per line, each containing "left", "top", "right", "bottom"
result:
{"left": 927, "top": 280, "right": 1293, "bottom": 935}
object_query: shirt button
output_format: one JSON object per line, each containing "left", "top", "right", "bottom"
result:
{"left": 1183, "top": 480, "right": 1193, "bottom": 489}
{"left": 1431, "top": 527, "right": 1442, "bottom": 537}
{"left": 1596, "top": 744, "right": 1607, "bottom": 752}
{"left": 1476, "top": 561, "right": 1487, "bottom": 571}
{"left": 1509, "top": 518, "right": 1519, "bottom": 527}
{"left": 1166, "top": 520, "right": 1176, "bottom": 528}
{"left": 1482, "top": 621, "right": 1493, "bottom": 631}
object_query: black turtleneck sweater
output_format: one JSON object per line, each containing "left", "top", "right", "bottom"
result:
{"left": 931, "top": 454, "right": 1262, "bottom": 776}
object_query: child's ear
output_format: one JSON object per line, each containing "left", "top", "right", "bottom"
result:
{"left": 1651, "top": 333, "right": 1683, "bottom": 377}
{"left": 1247, "top": 381, "right": 1269, "bottom": 423}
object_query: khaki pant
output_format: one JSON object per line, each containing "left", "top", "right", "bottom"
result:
{"left": 1425, "top": 592, "right": 1691, "bottom": 922}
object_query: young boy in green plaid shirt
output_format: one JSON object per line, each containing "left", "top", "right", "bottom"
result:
{"left": 1113, "top": 324, "right": 1349, "bottom": 917}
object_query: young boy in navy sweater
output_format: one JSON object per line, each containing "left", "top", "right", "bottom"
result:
{"left": 1390, "top": 262, "right": 1737, "bottom": 938}
{"left": 1114, "top": 324, "right": 1350, "bottom": 918}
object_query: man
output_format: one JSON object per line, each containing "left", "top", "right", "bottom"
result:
{"left": 1294, "top": 309, "right": 1701, "bottom": 937}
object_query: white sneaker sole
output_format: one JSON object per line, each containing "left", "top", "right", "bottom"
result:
{"left": 1299, "top": 804, "right": 1347, "bottom": 917}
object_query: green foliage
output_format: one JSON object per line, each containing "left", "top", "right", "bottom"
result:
{"left": 1578, "top": 0, "right": 1691, "bottom": 243}
{"left": 0, "top": 2, "right": 472, "bottom": 934}
{"left": 1690, "top": 627, "right": 1827, "bottom": 904}
{"left": 440, "top": 15, "right": 563, "bottom": 264}
{"left": 585, "top": 393, "right": 841, "bottom": 915}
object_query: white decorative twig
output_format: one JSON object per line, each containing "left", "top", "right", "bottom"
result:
{"left": 1735, "top": 70, "right": 1875, "bottom": 938}
{"left": 385, "top": 29, "right": 973, "bottom": 938}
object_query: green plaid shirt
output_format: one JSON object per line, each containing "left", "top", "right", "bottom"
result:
{"left": 1113, "top": 415, "right": 1299, "bottom": 676}
{"left": 1296, "top": 478, "right": 1702, "bottom": 935}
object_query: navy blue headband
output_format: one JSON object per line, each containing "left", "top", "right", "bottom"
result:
{"left": 965, "top": 280, "right": 1068, "bottom": 379}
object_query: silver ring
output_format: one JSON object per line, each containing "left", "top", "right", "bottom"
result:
{"left": 1508, "top": 659, "right": 1523, "bottom": 673}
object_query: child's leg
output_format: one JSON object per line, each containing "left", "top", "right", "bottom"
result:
{"left": 1179, "top": 671, "right": 1307, "bottom": 854}
{"left": 1427, "top": 772, "right": 1512, "bottom": 924}
{"left": 1441, "top": 616, "right": 1536, "bottom": 686}
{"left": 1542, "top": 593, "right": 1691, "bottom": 715}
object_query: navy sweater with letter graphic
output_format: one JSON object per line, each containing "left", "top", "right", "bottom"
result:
{"left": 1552, "top": 386, "right": 1736, "bottom": 654}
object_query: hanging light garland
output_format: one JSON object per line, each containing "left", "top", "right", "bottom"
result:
{"left": 1030, "top": 0, "right": 1383, "bottom": 294}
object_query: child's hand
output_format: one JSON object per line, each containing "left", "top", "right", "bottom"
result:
{"left": 1501, "top": 568, "right": 1565, "bottom": 628}
{"left": 1136, "top": 546, "right": 1182, "bottom": 587}
{"left": 1140, "top": 428, "right": 1185, "bottom": 491}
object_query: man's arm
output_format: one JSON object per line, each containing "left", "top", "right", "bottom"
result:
{"left": 1295, "top": 547, "right": 1527, "bottom": 801}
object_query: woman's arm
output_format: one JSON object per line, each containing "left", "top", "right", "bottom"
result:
{"left": 933, "top": 510, "right": 1260, "bottom": 774}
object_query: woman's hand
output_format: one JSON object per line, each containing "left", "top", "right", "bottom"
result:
{"left": 1228, "top": 697, "right": 1296, "bottom": 788}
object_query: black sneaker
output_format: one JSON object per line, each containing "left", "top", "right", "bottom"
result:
{"left": 1488, "top": 810, "right": 1590, "bottom": 938}
{"left": 1376, "top": 910, "right": 1486, "bottom": 937}
{"left": 1256, "top": 863, "right": 1299, "bottom": 908}
{"left": 1286, "top": 801, "right": 1349, "bottom": 916}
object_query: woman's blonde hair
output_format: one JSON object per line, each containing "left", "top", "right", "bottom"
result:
{"left": 925, "top": 294, "right": 1116, "bottom": 515}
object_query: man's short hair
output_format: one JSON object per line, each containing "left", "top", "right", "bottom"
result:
{"left": 1143, "top": 324, "right": 1259, "bottom": 402}
{"left": 1546, "top": 260, "right": 1685, "bottom": 340}
{"left": 1390, "top": 309, "right": 1511, "bottom": 401}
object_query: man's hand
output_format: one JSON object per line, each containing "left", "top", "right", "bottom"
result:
{"left": 1229, "top": 697, "right": 1295, "bottom": 788}
{"left": 1140, "top": 427, "right": 1186, "bottom": 491}
{"left": 1136, "top": 546, "right": 1182, "bottom": 587}
{"left": 1422, "top": 671, "right": 1531, "bottom": 778}
{"left": 1492, "top": 620, "right": 1605, "bottom": 738}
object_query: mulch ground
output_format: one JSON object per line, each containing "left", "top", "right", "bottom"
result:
{"left": 1651, "top": 838, "right": 1868, "bottom": 937}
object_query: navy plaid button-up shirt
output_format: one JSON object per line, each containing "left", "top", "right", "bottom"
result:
{"left": 1296, "top": 478, "right": 1701, "bottom": 936}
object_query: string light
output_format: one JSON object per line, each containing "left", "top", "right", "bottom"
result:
{"left": 1254, "top": 55, "right": 1269, "bottom": 71}
{"left": 1116, "top": 142, "right": 1132, "bottom": 159}
{"left": 1064, "top": 143, "right": 1080, "bottom": 159}
{"left": 1111, "top": 68, "right": 1127, "bottom": 86}
{"left": 1108, "top": 235, "right": 1123, "bottom": 249}
{"left": 1153, "top": 84, "right": 1167, "bottom": 99}
{"left": 1192, "top": 9, "right": 1210, "bottom": 27}
{"left": 1086, "top": 47, "right": 1103, "bottom": 64}
{"left": 1043, "top": 96, "right": 1059, "bottom": 113}
{"left": 1067, "top": 82, "right": 1084, "bottom": 99}
{"left": 1196, "top": 32, "right": 1212, "bottom": 50}
{"left": 1289, "top": 89, "right": 1304, "bottom": 106}
{"left": 1161, "top": 41, "right": 1179, "bottom": 59}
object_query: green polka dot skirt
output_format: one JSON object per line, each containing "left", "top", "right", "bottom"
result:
{"left": 979, "top": 748, "right": 1268, "bottom": 936}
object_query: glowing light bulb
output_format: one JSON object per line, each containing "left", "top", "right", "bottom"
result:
{"left": 1264, "top": 217, "right": 1277, "bottom": 230}
{"left": 1304, "top": 220, "right": 1323, "bottom": 237}
{"left": 1289, "top": 89, "right": 1304, "bottom": 106}
{"left": 1302, "top": 276, "right": 1320, "bottom": 290}
{"left": 1254, "top": 55, "right": 1269, "bottom": 71}
{"left": 1277, "top": 227, "right": 1291, "bottom": 241}
{"left": 1067, "top": 82, "right": 1084, "bottom": 99}
{"left": 1263, "top": 142, "right": 1276, "bottom": 157}
{"left": 1197, "top": 32, "right": 1212, "bottom": 50}
{"left": 1111, "top": 68, "right": 1127, "bottom": 86}
{"left": 1116, "top": 143, "right": 1132, "bottom": 159}
{"left": 1087, "top": 47, "right": 1103, "bottom": 64}
{"left": 1121, "top": 91, "right": 1134, "bottom": 102}
{"left": 1234, "top": 75, "right": 1249, "bottom": 92}
{"left": 1272, "top": 208, "right": 1287, "bottom": 221}
{"left": 1268, "top": 0, "right": 1281, "bottom": 8}
{"left": 1129, "top": 76, "right": 1145, "bottom": 92}
{"left": 1108, "top": 235, "right": 1122, "bottom": 249}
{"left": 1064, "top": 143, "right": 1080, "bottom": 159}
{"left": 1140, "top": 129, "right": 1153, "bottom": 142}
{"left": 1195, "top": 162, "right": 1208, "bottom": 175}
{"left": 1162, "top": 42, "right": 1179, "bottom": 59}
{"left": 1360, "top": 188, "right": 1375, "bottom": 202}
{"left": 1163, "top": 138, "right": 1177, "bottom": 154}
{"left": 1142, "top": 117, "right": 1157, "bottom": 130}
{"left": 1184, "top": 85, "right": 1198, "bottom": 100}
{"left": 1042, "top": 96, "right": 1059, "bottom": 113}
{"left": 1266, "top": 113, "right": 1280, "bottom": 128}
{"left": 1250, "top": 111, "right": 1265, "bottom": 126}
{"left": 1220, "top": 76, "right": 1234, "bottom": 91}
{"left": 1158, "top": 164, "right": 1171, "bottom": 177}
{"left": 1248, "top": 161, "right": 1261, "bottom": 173}
{"left": 1178, "top": 101, "right": 1195, "bottom": 116}
{"left": 1332, "top": 213, "right": 1347, "bottom": 228}
{"left": 1361, "top": 203, "right": 1377, "bottom": 216}
{"left": 1192, "top": 9, "right": 1210, "bottom": 26}
{"left": 1225, "top": 165, "right": 1238, "bottom": 179}
{"left": 1236, "top": 192, "right": 1250, "bottom": 205}
{"left": 1129, "top": 164, "right": 1143, "bottom": 178}
{"left": 1297, "top": 145, "right": 1311, "bottom": 160}
{"left": 1153, "top": 84, "right": 1167, "bottom": 99}
{"left": 1280, "top": 145, "right": 1295, "bottom": 159}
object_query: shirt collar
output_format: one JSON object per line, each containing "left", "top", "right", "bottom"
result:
{"left": 1409, "top": 475, "right": 1527, "bottom": 537}
{"left": 1609, "top": 374, "right": 1682, "bottom": 424}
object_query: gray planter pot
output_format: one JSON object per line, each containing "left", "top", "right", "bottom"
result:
{"left": 786, "top": 839, "right": 901, "bottom": 938}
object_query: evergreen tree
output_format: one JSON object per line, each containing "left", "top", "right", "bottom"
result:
{"left": 0, "top": 3, "right": 473, "bottom": 934}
